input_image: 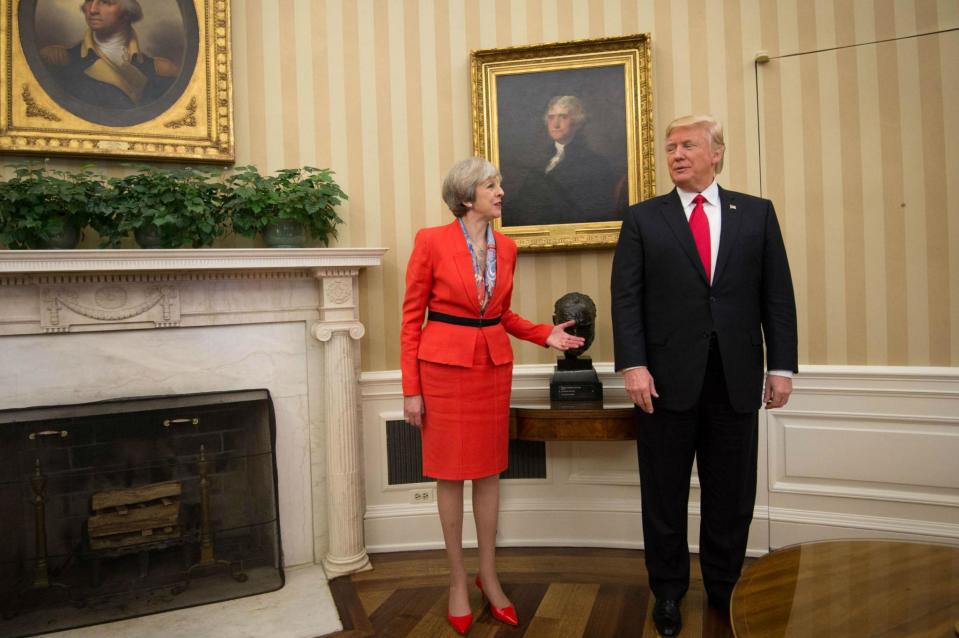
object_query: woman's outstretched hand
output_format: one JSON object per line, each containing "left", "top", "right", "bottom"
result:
{"left": 546, "top": 320, "right": 586, "bottom": 351}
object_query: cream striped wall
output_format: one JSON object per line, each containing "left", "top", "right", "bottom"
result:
{"left": 47, "top": 1, "right": 951, "bottom": 371}
{"left": 223, "top": 0, "right": 958, "bottom": 373}
{"left": 758, "top": 2, "right": 959, "bottom": 367}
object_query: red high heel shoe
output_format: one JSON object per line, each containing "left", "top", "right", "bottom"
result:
{"left": 475, "top": 576, "right": 519, "bottom": 626}
{"left": 446, "top": 611, "right": 473, "bottom": 635}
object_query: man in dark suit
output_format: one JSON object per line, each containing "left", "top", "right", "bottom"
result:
{"left": 505, "top": 96, "right": 624, "bottom": 226}
{"left": 610, "top": 115, "right": 797, "bottom": 636}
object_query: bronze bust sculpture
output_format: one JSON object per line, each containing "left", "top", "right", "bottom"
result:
{"left": 550, "top": 292, "right": 602, "bottom": 401}
{"left": 553, "top": 292, "right": 596, "bottom": 358}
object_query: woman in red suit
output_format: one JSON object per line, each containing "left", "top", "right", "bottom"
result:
{"left": 402, "top": 157, "right": 584, "bottom": 634}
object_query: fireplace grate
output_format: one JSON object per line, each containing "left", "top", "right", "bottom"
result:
{"left": 0, "top": 390, "right": 283, "bottom": 637}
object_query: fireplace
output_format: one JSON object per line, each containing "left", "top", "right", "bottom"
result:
{"left": 0, "top": 390, "right": 282, "bottom": 637}
{"left": 0, "top": 247, "right": 386, "bottom": 631}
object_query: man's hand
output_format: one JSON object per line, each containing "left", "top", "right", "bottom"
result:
{"left": 763, "top": 374, "right": 792, "bottom": 409}
{"left": 404, "top": 395, "right": 424, "bottom": 427}
{"left": 624, "top": 367, "right": 658, "bottom": 414}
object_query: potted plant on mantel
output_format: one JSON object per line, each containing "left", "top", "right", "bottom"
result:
{"left": 223, "top": 165, "right": 347, "bottom": 248}
{"left": 0, "top": 164, "right": 104, "bottom": 249}
{"left": 96, "top": 165, "right": 227, "bottom": 248}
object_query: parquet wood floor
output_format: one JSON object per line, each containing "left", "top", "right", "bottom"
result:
{"left": 324, "top": 547, "right": 742, "bottom": 638}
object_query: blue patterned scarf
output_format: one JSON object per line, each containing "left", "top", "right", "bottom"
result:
{"left": 458, "top": 218, "right": 496, "bottom": 314}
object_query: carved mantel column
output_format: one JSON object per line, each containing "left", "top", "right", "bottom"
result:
{"left": 312, "top": 268, "right": 372, "bottom": 577}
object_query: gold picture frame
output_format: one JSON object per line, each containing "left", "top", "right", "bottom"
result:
{"left": 0, "top": 0, "right": 233, "bottom": 163}
{"left": 471, "top": 34, "right": 654, "bottom": 250}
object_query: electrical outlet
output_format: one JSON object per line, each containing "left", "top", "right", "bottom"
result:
{"left": 409, "top": 488, "right": 433, "bottom": 504}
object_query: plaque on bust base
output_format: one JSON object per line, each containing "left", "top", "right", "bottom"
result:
{"left": 550, "top": 356, "right": 603, "bottom": 401}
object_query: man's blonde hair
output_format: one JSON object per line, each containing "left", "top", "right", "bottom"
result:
{"left": 665, "top": 114, "right": 725, "bottom": 174}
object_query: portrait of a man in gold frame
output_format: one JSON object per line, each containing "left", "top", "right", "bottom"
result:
{"left": 0, "top": 0, "right": 233, "bottom": 163}
{"left": 471, "top": 34, "right": 654, "bottom": 251}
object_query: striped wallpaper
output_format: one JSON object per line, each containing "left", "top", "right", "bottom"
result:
{"left": 76, "top": 1, "right": 959, "bottom": 370}
{"left": 758, "top": 2, "right": 958, "bottom": 367}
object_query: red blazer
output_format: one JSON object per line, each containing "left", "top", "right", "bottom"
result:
{"left": 401, "top": 221, "right": 551, "bottom": 396}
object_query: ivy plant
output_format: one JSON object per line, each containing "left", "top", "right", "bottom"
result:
{"left": 223, "top": 165, "right": 347, "bottom": 245}
{"left": 0, "top": 163, "right": 104, "bottom": 249}
{"left": 97, "top": 165, "right": 226, "bottom": 248}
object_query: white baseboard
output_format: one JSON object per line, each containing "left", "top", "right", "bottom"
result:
{"left": 360, "top": 365, "right": 959, "bottom": 553}
{"left": 769, "top": 507, "right": 959, "bottom": 546}
{"left": 364, "top": 499, "right": 771, "bottom": 555}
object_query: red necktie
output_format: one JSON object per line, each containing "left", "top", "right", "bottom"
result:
{"left": 689, "top": 194, "right": 711, "bottom": 281}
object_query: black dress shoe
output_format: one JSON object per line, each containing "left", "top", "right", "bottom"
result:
{"left": 652, "top": 598, "right": 682, "bottom": 636}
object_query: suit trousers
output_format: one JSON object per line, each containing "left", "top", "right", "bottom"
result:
{"left": 635, "top": 336, "right": 758, "bottom": 604}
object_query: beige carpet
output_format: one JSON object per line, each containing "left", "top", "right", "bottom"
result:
{"left": 35, "top": 563, "right": 342, "bottom": 638}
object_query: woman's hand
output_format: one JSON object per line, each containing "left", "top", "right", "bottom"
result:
{"left": 404, "top": 395, "right": 425, "bottom": 428}
{"left": 546, "top": 320, "right": 586, "bottom": 351}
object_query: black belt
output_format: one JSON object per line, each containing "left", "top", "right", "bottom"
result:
{"left": 428, "top": 310, "right": 501, "bottom": 327}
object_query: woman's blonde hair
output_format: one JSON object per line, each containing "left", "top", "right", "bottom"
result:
{"left": 441, "top": 157, "right": 500, "bottom": 217}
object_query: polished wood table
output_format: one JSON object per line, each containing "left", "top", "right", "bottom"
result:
{"left": 509, "top": 401, "right": 635, "bottom": 441}
{"left": 730, "top": 539, "right": 959, "bottom": 637}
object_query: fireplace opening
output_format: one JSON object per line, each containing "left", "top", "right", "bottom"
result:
{"left": 0, "top": 390, "right": 283, "bottom": 637}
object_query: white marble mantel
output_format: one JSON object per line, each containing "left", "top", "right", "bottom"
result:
{"left": 0, "top": 247, "right": 387, "bottom": 274}
{"left": 0, "top": 248, "right": 387, "bottom": 578}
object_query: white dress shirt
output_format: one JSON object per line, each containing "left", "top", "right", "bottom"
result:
{"left": 94, "top": 30, "right": 132, "bottom": 66}
{"left": 545, "top": 142, "right": 565, "bottom": 173}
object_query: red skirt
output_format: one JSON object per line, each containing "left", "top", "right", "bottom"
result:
{"left": 419, "top": 332, "right": 512, "bottom": 480}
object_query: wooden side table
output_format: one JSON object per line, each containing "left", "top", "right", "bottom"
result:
{"left": 509, "top": 402, "right": 636, "bottom": 441}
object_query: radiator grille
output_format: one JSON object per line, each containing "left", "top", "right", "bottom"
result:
{"left": 385, "top": 420, "right": 546, "bottom": 484}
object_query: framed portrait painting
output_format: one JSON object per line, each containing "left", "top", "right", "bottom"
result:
{"left": 471, "top": 34, "right": 655, "bottom": 250}
{"left": 0, "top": 0, "right": 234, "bottom": 162}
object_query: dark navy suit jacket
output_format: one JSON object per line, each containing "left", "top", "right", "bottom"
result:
{"left": 610, "top": 186, "right": 798, "bottom": 413}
